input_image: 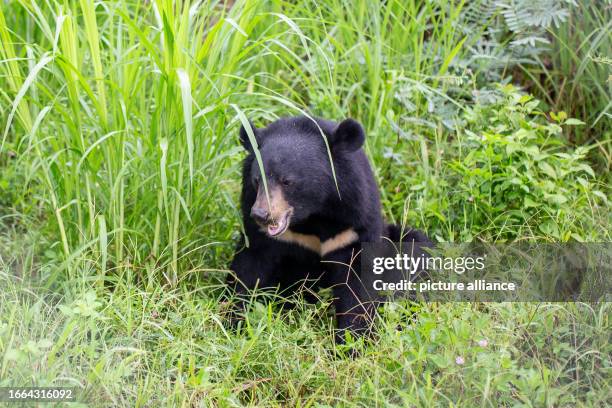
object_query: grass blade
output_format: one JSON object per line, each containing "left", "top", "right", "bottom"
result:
{"left": 2, "top": 54, "right": 52, "bottom": 152}
{"left": 177, "top": 68, "right": 194, "bottom": 188}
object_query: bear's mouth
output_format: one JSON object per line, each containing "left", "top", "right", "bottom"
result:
{"left": 266, "top": 211, "right": 292, "bottom": 237}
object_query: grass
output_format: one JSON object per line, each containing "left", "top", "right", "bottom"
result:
{"left": 2, "top": 236, "right": 610, "bottom": 406}
{"left": 0, "top": 0, "right": 610, "bottom": 406}
{"left": 518, "top": 0, "right": 611, "bottom": 167}
{"left": 0, "top": 0, "right": 478, "bottom": 283}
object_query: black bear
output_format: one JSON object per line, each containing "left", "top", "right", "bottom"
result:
{"left": 227, "top": 116, "right": 430, "bottom": 342}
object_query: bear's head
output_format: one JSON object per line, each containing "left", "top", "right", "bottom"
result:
{"left": 239, "top": 116, "right": 365, "bottom": 237}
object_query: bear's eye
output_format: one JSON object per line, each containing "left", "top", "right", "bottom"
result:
{"left": 280, "top": 177, "right": 292, "bottom": 186}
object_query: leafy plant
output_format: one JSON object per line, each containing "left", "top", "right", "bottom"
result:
{"left": 522, "top": 0, "right": 611, "bottom": 151}
{"left": 456, "top": 0, "right": 576, "bottom": 80}
{"left": 496, "top": 0, "right": 577, "bottom": 47}
{"left": 383, "top": 84, "right": 608, "bottom": 242}
{"left": 451, "top": 84, "right": 605, "bottom": 240}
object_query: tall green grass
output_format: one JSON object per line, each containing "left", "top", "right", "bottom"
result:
{"left": 520, "top": 0, "right": 611, "bottom": 163}
{"left": 0, "top": 0, "right": 471, "bottom": 282}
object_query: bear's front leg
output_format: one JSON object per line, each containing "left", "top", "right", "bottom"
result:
{"left": 324, "top": 246, "right": 374, "bottom": 344}
{"left": 226, "top": 244, "right": 280, "bottom": 328}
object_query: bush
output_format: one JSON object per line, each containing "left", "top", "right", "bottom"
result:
{"left": 384, "top": 85, "right": 608, "bottom": 242}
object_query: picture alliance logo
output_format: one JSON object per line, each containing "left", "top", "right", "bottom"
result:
{"left": 372, "top": 253, "right": 487, "bottom": 275}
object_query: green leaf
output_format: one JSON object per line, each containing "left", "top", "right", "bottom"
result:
{"left": 4, "top": 349, "right": 22, "bottom": 362}
{"left": 538, "top": 162, "right": 557, "bottom": 179}
{"left": 592, "top": 190, "right": 608, "bottom": 204}
{"left": 58, "top": 305, "right": 74, "bottom": 317}
{"left": 564, "top": 118, "right": 585, "bottom": 126}
{"left": 522, "top": 145, "right": 540, "bottom": 157}
{"left": 545, "top": 193, "right": 567, "bottom": 205}
{"left": 524, "top": 196, "right": 539, "bottom": 208}
{"left": 231, "top": 106, "right": 269, "bottom": 207}
{"left": 576, "top": 164, "right": 595, "bottom": 178}
{"left": 2, "top": 53, "right": 53, "bottom": 152}
{"left": 539, "top": 220, "right": 560, "bottom": 238}
{"left": 429, "top": 354, "right": 449, "bottom": 368}
{"left": 177, "top": 69, "right": 194, "bottom": 186}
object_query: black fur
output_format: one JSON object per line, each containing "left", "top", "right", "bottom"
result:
{"left": 228, "top": 116, "right": 431, "bottom": 343}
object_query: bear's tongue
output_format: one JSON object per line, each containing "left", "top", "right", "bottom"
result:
{"left": 267, "top": 216, "right": 288, "bottom": 236}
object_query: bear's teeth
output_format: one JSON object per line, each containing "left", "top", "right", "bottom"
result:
{"left": 268, "top": 221, "right": 284, "bottom": 236}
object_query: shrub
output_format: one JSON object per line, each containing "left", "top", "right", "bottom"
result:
{"left": 384, "top": 85, "right": 608, "bottom": 242}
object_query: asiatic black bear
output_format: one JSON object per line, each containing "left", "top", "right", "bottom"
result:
{"left": 227, "top": 116, "right": 430, "bottom": 342}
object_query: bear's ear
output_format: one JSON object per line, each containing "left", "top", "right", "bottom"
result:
{"left": 239, "top": 121, "right": 260, "bottom": 152}
{"left": 330, "top": 118, "right": 365, "bottom": 152}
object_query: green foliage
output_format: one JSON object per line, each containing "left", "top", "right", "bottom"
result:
{"left": 497, "top": 0, "right": 576, "bottom": 46}
{"left": 0, "top": 0, "right": 610, "bottom": 406}
{"left": 383, "top": 85, "right": 608, "bottom": 242}
{"left": 450, "top": 85, "right": 604, "bottom": 241}
{"left": 525, "top": 0, "right": 611, "bottom": 149}
{"left": 458, "top": 0, "right": 577, "bottom": 81}
{"left": 458, "top": 0, "right": 611, "bottom": 150}
{"left": 0, "top": 0, "right": 477, "bottom": 281}
{"left": 1, "top": 263, "right": 610, "bottom": 406}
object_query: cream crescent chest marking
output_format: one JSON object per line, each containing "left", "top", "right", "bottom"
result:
{"left": 320, "top": 229, "right": 359, "bottom": 256}
{"left": 269, "top": 228, "right": 359, "bottom": 256}
{"left": 273, "top": 230, "right": 321, "bottom": 253}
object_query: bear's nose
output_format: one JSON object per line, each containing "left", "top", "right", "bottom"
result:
{"left": 250, "top": 206, "right": 269, "bottom": 224}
